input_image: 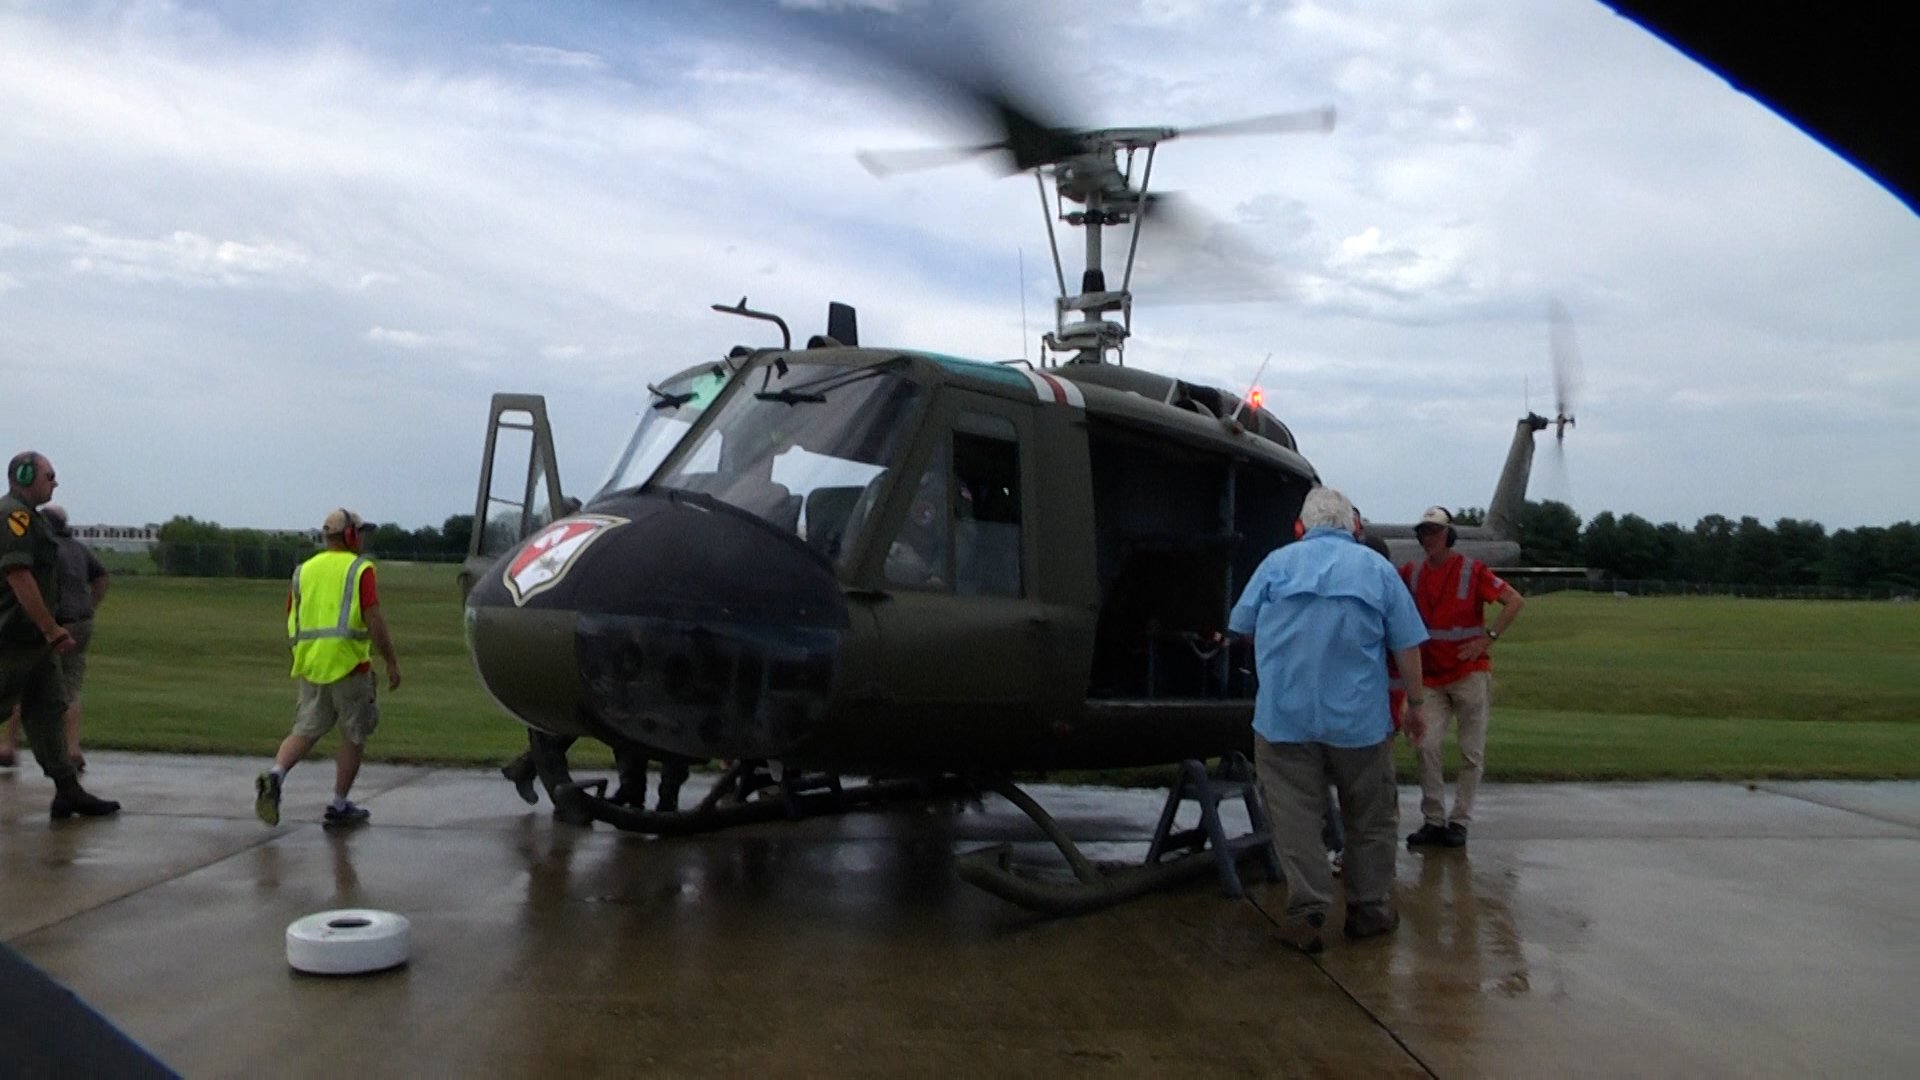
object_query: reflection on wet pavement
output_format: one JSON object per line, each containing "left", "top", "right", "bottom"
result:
{"left": 3, "top": 756, "right": 1915, "bottom": 1075}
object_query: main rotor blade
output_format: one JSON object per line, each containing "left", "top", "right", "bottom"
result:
{"left": 1173, "top": 106, "right": 1338, "bottom": 140}
{"left": 771, "top": 5, "right": 1083, "bottom": 172}
{"left": 1128, "top": 192, "right": 1289, "bottom": 304}
{"left": 1547, "top": 298, "right": 1584, "bottom": 418}
{"left": 855, "top": 142, "right": 1007, "bottom": 178}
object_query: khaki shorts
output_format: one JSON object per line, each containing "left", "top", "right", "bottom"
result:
{"left": 292, "top": 670, "right": 380, "bottom": 745}
{"left": 56, "top": 619, "right": 94, "bottom": 706}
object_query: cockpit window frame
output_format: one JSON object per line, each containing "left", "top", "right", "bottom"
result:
{"left": 647, "top": 352, "right": 935, "bottom": 573}
{"left": 591, "top": 363, "right": 732, "bottom": 503}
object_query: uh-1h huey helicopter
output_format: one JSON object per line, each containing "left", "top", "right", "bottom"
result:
{"left": 1364, "top": 298, "right": 1583, "bottom": 569}
{"left": 461, "top": 45, "right": 1358, "bottom": 908}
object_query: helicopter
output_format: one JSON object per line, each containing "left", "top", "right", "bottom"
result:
{"left": 459, "top": 66, "right": 1343, "bottom": 904}
{"left": 1363, "top": 299, "right": 1584, "bottom": 569}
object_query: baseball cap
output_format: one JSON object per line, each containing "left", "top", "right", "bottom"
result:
{"left": 322, "top": 508, "right": 365, "bottom": 536}
{"left": 1416, "top": 506, "right": 1452, "bottom": 529}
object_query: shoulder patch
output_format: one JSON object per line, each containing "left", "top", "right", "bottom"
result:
{"left": 6, "top": 510, "right": 28, "bottom": 537}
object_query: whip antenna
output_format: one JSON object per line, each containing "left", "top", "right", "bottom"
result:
{"left": 1019, "top": 248, "right": 1029, "bottom": 362}
{"left": 1229, "top": 353, "right": 1273, "bottom": 423}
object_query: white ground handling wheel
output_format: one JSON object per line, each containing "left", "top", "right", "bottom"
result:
{"left": 286, "top": 909, "right": 411, "bottom": 975}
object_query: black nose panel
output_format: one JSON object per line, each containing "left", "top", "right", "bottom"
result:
{"left": 465, "top": 490, "right": 849, "bottom": 761}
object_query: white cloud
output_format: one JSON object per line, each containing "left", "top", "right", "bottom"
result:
{"left": 58, "top": 226, "right": 315, "bottom": 287}
{"left": 499, "top": 44, "right": 605, "bottom": 72}
{"left": 0, "top": 0, "right": 1915, "bottom": 532}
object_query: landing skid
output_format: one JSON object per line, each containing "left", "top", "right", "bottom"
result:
{"left": 552, "top": 759, "right": 972, "bottom": 837}
{"left": 955, "top": 755, "right": 1280, "bottom": 917}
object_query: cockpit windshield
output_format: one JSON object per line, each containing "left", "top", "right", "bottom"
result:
{"left": 653, "top": 357, "right": 925, "bottom": 570}
{"left": 592, "top": 365, "right": 731, "bottom": 502}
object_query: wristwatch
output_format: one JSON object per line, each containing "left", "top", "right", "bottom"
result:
{"left": 1486, "top": 630, "right": 1500, "bottom": 641}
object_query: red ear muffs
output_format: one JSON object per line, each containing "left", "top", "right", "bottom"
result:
{"left": 1293, "top": 519, "right": 1305, "bottom": 540}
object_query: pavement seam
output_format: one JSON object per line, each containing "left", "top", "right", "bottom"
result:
{"left": 353, "top": 764, "right": 448, "bottom": 799}
{"left": 7, "top": 829, "right": 284, "bottom": 945}
{"left": 1243, "top": 891, "right": 1441, "bottom": 1079}
{"left": 1751, "top": 783, "right": 1920, "bottom": 832}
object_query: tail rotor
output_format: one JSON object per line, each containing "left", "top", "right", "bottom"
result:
{"left": 1547, "top": 299, "right": 1583, "bottom": 451}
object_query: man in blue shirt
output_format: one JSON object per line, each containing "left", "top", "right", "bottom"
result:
{"left": 1229, "top": 486, "right": 1428, "bottom": 951}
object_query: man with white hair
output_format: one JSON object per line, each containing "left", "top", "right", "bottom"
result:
{"left": 1229, "top": 485, "right": 1428, "bottom": 952}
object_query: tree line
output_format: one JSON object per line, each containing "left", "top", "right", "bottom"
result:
{"left": 150, "top": 505, "right": 1916, "bottom": 591}
{"left": 1461, "top": 502, "right": 1920, "bottom": 591}
{"left": 153, "top": 515, "right": 474, "bottom": 578}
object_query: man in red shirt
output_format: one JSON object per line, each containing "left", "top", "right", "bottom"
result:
{"left": 1400, "top": 506, "right": 1526, "bottom": 850}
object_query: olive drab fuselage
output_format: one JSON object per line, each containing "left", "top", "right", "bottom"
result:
{"left": 463, "top": 347, "right": 1317, "bottom": 774}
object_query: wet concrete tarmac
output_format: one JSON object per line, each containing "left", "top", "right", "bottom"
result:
{"left": 3, "top": 753, "right": 1917, "bottom": 1076}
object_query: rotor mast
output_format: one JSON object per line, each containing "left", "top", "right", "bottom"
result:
{"left": 1038, "top": 131, "right": 1171, "bottom": 367}
{"left": 855, "top": 100, "right": 1334, "bottom": 367}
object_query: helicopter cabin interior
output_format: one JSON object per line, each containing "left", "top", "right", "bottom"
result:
{"left": 1084, "top": 416, "right": 1308, "bottom": 702}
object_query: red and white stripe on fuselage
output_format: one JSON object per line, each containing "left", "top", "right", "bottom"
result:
{"left": 1019, "top": 369, "right": 1086, "bottom": 408}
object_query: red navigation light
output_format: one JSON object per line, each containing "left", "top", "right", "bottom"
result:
{"left": 1248, "top": 387, "right": 1264, "bottom": 411}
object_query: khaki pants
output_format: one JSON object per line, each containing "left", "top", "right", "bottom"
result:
{"left": 0, "top": 645, "right": 76, "bottom": 783}
{"left": 1415, "top": 669, "right": 1492, "bottom": 828}
{"left": 1255, "top": 736, "right": 1400, "bottom": 922}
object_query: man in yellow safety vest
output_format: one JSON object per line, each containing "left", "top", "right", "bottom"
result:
{"left": 254, "top": 508, "right": 401, "bottom": 828}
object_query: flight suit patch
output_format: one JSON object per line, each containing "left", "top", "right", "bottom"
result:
{"left": 5, "top": 510, "right": 27, "bottom": 537}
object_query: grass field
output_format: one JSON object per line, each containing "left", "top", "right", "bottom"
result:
{"left": 44, "top": 564, "right": 1920, "bottom": 780}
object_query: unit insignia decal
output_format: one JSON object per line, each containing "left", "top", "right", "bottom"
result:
{"left": 502, "top": 514, "right": 628, "bottom": 606}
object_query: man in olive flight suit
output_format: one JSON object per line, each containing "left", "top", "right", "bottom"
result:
{"left": 0, "top": 450, "right": 120, "bottom": 818}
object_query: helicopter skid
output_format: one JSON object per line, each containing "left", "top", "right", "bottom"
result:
{"left": 955, "top": 841, "right": 1254, "bottom": 917}
{"left": 551, "top": 768, "right": 972, "bottom": 837}
{"left": 955, "top": 763, "right": 1280, "bottom": 917}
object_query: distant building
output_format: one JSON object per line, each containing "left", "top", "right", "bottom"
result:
{"left": 72, "top": 524, "right": 160, "bottom": 553}
{"left": 71, "top": 524, "right": 325, "bottom": 553}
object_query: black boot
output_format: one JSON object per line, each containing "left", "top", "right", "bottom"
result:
{"left": 52, "top": 777, "right": 121, "bottom": 819}
{"left": 500, "top": 752, "right": 539, "bottom": 805}
{"left": 656, "top": 760, "right": 689, "bottom": 813}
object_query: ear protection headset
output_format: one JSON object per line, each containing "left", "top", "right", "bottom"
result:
{"left": 1416, "top": 507, "right": 1458, "bottom": 548}
{"left": 336, "top": 508, "right": 360, "bottom": 549}
{"left": 9, "top": 453, "right": 37, "bottom": 487}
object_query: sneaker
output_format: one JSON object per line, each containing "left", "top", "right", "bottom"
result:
{"left": 1442, "top": 822, "right": 1468, "bottom": 848}
{"left": 1328, "top": 848, "right": 1345, "bottom": 877}
{"left": 322, "top": 802, "right": 370, "bottom": 828}
{"left": 1406, "top": 822, "right": 1450, "bottom": 848}
{"left": 1344, "top": 906, "right": 1401, "bottom": 940}
{"left": 254, "top": 771, "right": 282, "bottom": 826}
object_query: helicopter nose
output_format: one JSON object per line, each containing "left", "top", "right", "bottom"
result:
{"left": 464, "top": 490, "right": 850, "bottom": 761}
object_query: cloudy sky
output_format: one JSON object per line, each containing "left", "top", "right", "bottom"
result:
{"left": 3, "top": 0, "right": 1914, "bottom": 535}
